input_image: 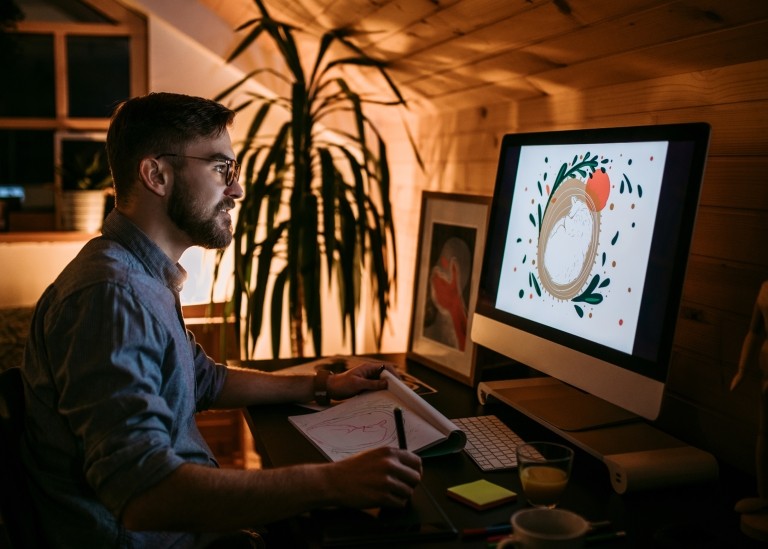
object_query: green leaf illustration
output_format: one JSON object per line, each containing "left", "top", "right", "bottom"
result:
{"left": 623, "top": 173, "right": 633, "bottom": 193}
{"left": 532, "top": 275, "right": 541, "bottom": 297}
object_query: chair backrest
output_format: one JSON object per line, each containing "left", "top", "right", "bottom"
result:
{"left": 0, "top": 368, "right": 47, "bottom": 548}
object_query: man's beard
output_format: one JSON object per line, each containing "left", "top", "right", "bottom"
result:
{"left": 167, "top": 173, "right": 235, "bottom": 250}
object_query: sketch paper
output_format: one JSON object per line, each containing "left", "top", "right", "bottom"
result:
{"left": 289, "top": 371, "right": 466, "bottom": 461}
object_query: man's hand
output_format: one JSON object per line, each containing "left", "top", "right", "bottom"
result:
{"left": 326, "top": 361, "right": 399, "bottom": 401}
{"left": 327, "top": 447, "right": 422, "bottom": 508}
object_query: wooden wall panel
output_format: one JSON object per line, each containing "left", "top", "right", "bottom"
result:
{"left": 529, "top": 20, "right": 768, "bottom": 94}
{"left": 701, "top": 157, "right": 768, "bottom": 211}
{"left": 682, "top": 257, "right": 768, "bottom": 318}
{"left": 515, "top": 59, "right": 768, "bottom": 128}
{"left": 691, "top": 209, "right": 768, "bottom": 266}
{"left": 675, "top": 304, "right": 750, "bottom": 369}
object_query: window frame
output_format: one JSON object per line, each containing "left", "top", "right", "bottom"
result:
{"left": 0, "top": 0, "right": 146, "bottom": 233}
{"left": 0, "top": 12, "right": 147, "bottom": 132}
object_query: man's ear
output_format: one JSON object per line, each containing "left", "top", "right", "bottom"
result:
{"left": 139, "top": 156, "right": 170, "bottom": 197}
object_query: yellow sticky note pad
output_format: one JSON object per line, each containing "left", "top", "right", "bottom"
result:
{"left": 446, "top": 479, "right": 517, "bottom": 510}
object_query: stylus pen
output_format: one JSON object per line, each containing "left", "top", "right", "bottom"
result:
{"left": 376, "top": 364, "right": 386, "bottom": 379}
{"left": 461, "top": 524, "right": 511, "bottom": 539}
{"left": 394, "top": 406, "right": 407, "bottom": 449}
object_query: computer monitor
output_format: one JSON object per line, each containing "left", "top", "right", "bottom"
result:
{"left": 471, "top": 122, "right": 710, "bottom": 427}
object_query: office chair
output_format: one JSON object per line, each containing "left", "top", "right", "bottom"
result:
{"left": 0, "top": 368, "right": 47, "bottom": 549}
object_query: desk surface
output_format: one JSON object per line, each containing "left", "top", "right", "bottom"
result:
{"left": 242, "top": 353, "right": 762, "bottom": 548}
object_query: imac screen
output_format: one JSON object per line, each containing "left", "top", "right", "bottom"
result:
{"left": 472, "top": 123, "right": 710, "bottom": 420}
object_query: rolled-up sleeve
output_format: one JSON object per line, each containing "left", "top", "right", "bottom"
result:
{"left": 46, "top": 280, "right": 216, "bottom": 517}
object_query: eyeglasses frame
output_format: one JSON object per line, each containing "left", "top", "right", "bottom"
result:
{"left": 155, "top": 153, "right": 240, "bottom": 187}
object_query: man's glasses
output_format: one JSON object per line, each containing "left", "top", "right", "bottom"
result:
{"left": 156, "top": 153, "right": 240, "bottom": 187}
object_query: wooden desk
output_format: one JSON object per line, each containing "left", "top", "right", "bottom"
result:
{"left": 242, "top": 354, "right": 762, "bottom": 548}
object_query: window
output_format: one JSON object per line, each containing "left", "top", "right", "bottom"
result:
{"left": 67, "top": 35, "right": 132, "bottom": 118}
{"left": 0, "top": 0, "right": 146, "bottom": 228}
{"left": 0, "top": 33, "right": 55, "bottom": 118}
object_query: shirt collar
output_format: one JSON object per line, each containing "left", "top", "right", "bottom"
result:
{"left": 101, "top": 210, "right": 188, "bottom": 293}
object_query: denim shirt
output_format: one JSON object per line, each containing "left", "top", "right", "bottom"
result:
{"left": 21, "top": 210, "right": 228, "bottom": 548}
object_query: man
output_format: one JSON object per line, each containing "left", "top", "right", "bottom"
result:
{"left": 21, "top": 92, "right": 422, "bottom": 548}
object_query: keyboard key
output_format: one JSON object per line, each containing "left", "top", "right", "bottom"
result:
{"left": 453, "top": 415, "right": 525, "bottom": 472}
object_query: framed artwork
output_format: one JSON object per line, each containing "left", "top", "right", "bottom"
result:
{"left": 407, "top": 191, "right": 491, "bottom": 385}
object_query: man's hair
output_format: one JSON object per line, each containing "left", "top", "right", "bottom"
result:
{"left": 106, "top": 92, "right": 235, "bottom": 200}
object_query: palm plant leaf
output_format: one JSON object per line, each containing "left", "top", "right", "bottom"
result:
{"left": 226, "top": 20, "right": 265, "bottom": 63}
{"left": 251, "top": 219, "right": 288, "bottom": 356}
{"left": 337, "top": 194, "right": 358, "bottom": 343}
{"left": 300, "top": 192, "right": 322, "bottom": 353}
{"left": 308, "top": 30, "right": 337, "bottom": 92}
{"left": 331, "top": 35, "right": 407, "bottom": 106}
{"left": 270, "top": 267, "right": 289, "bottom": 355}
{"left": 337, "top": 146, "right": 368, "bottom": 266}
{"left": 318, "top": 147, "right": 338, "bottom": 278}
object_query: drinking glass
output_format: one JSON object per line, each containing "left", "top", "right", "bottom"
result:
{"left": 516, "top": 441, "right": 574, "bottom": 508}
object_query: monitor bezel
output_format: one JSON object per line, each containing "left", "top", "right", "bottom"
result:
{"left": 472, "top": 122, "right": 710, "bottom": 419}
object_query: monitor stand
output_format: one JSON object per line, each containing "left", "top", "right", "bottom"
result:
{"left": 477, "top": 377, "right": 719, "bottom": 493}
{"left": 479, "top": 376, "right": 640, "bottom": 432}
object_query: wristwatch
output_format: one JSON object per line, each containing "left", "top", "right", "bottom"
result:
{"left": 314, "top": 370, "right": 332, "bottom": 405}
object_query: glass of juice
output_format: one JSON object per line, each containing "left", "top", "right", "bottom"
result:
{"left": 516, "top": 442, "right": 574, "bottom": 508}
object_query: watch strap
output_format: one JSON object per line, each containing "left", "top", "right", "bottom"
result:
{"left": 314, "top": 370, "right": 332, "bottom": 405}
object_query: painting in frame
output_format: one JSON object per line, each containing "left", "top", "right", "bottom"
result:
{"left": 407, "top": 191, "right": 491, "bottom": 385}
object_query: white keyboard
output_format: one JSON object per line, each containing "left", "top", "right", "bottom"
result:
{"left": 453, "top": 415, "right": 525, "bottom": 472}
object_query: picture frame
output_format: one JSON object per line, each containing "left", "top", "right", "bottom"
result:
{"left": 407, "top": 191, "right": 491, "bottom": 385}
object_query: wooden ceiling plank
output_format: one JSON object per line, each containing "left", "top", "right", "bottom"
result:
{"left": 423, "top": 81, "right": 542, "bottom": 115}
{"left": 407, "top": 68, "right": 543, "bottom": 104}
{"left": 368, "top": 0, "right": 549, "bottom": 58}
{"left": 261, "top": 0, "right": 337, "bottom": 31}
{"left": 553, "top": 0, "right": 673, "bottom": 25}
{"left": 388, "top": 2, "right": 575, "bottom": 86}
{"left": 368, "top": 0, "right": 669, "bottom": 58}
{"left": 320, "top": 0, "right": 426, "bottom": 35}
{"left": 350, "top": 0, "right": 463, "bottom": 49}
{"left": 522, "top": 0, "right": 768, "bottom": 66}
{"left": 395, "top": 49, "right": 558, "bottom": 97}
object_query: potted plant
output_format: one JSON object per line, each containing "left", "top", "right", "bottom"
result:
{"left": 56, "top": 143, "right": 113, "bottom": 233}
{"left": 214, "top": 0, "right": 420, "bottom": 358}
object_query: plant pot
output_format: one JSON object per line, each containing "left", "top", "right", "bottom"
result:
{"left": 57, "top": 189, "right": 107, "bottom": 233}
